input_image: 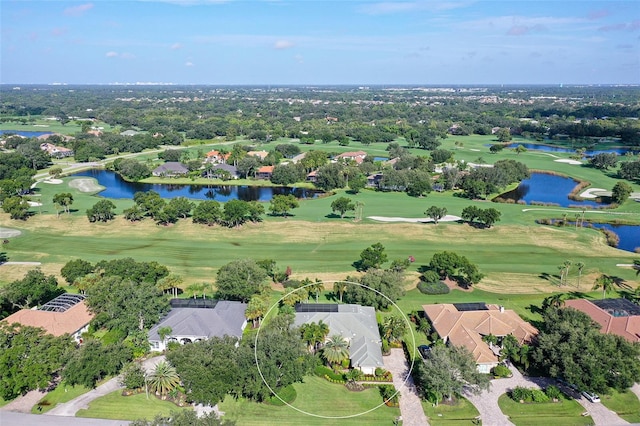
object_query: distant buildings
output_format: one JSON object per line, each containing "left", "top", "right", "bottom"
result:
{"left": 152, "top": 162, "right": 189, "bottom": 177}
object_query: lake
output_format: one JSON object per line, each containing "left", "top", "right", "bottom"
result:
{"left": 0, "top": 130, "right": 54, "bottom": 138}
{"left": 586, "top": 223, "right": 640, "bottom": 253}
{"left": 72, "top": 169, "right": 322, "bottom": 202}
{"left": 498, "top": 172, "right": 609, "bottom": 207}
{"left": 503, "top": 142, "right": 637, "bottom": 156}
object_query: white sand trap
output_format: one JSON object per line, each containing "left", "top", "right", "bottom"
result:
{"left": 69, "top": 178, "right": 104, "bottom": 193}
{"left": 0, "top": 228, "right": 22, "bottom": 238}
{"left": 554, "top": 159, "right": 582, "bottom": 165}
{"left": 580, "top": 188, "right": 608, "bottom": 198}
{"left": 27, "top": 201, "right": 42, "bottom": 207}
{"left": 469, "top": 148, "right": 481, "bottom": 152}
{"left": 43, "top": 178, "right": 63, "bottom": 184}
{"left": 368, "top": 215, "right": 462, "bottom": 223}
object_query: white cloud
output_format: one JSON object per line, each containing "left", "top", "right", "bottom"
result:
{"left": 185, "top": 61, "right": 194, "bottom": 66}
{"left": 360, "top": 1, "right": 473, "bottom": 15}
{"left": 171, "top": 42, "right": 183, "bottom": 50}
{"left": 64, "top": 3, "right": 94, "bottom": 17}
{"left": 105, "top": 51, "right": 118, "bottom": 57}
{"left": 274, "top": 40, "right": 294, "bottom": 50}
{"left": 294, "top": 54, "right": 303, "bottom": 64}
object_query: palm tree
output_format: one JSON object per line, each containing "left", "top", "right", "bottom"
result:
{"left": 315, "top": 320, "right": 330, "bottom": 349}
{"left": 633, "top": 259, "right": 640, "bottom": 276}
{"left": 322, "top": 335, "right": 350, "bottom": 367}
{"left": 542, "top": 293, "right": 568, "bottom": 310}
{"left": 563, "top": 260, "right": 572, "bottom": 285}
{"left": 309, "top": 279, "right": 324, "bottom": 303}
{"left": 593, "top": 274, "right": 614, "bottom": 299}
{"left": 157, "top": 326, "right": 172, "bottom": 346}
{"left": 575, "top": 262, "right": 585, "bottom": 288}
{"left": 382, "top": 315, "right": 408, "bottom": 344}
{"left": 147, "top": 361, "right": 181, "bottom": 398}
{"left": 333, "top": 281, "right": 347, "bottom": 303}
{"left": 246, "top": 294, "right": 269, "bottom": 328}
{"left": 482, "top": 334, "right": 498, "bottom": 349}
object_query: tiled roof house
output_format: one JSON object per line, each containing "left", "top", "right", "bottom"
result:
{"left": 565, "top": 298, "right": 640, "bottom": 343}
{"left": 423, "top": 303, "right": 537, "bottom": 373}
{"left": 2, "top": 294, "right": 93, "bottom": 343}
{"left": 294, "top": 304, "right": 384, "bottom": 374}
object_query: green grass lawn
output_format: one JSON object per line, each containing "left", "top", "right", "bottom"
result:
{"left": 600, "top": 388, "right": 640, "bottom": 423}
{"left": 32, "top": 382, "right": 91, "bottom": 414}
{"left": 497, "top": 393, "right": 593, "bottom": 426}
{"left": 0, "top": 395, "right": 9, "bottom": 408}
{"left": 217, "top": 376, "right": 400, "bottom": 425}
{"left": 75, "top": 390, "right": 190, "bottom": 421}
{"left": 421, "top": 396, "right": 480, "bottom": 425}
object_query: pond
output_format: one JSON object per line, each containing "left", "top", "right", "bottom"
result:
{"left": 71, "top": 169, "right": 322, "bottom": 202}
{"left": 497, "top": 172, "right": 609, "bottom": 207}
{"left": 584, "top": 223, "right": 640, "bottom": 253}
{"left": 502, "top": 142, "right": 637, "bottom": 156}
{"left": 0, "top": 130, "right": 54, "bottom": 138}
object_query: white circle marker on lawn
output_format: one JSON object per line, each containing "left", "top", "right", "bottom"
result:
{"left": 254, "top": 280, "right": 416, "bottom": 419}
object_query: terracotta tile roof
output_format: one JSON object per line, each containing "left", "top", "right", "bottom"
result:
{"left": 423, "top": 303, "right": 537, "bottom": 365}
{"left": 257, "top": 165, "right": 274, "bottom": 173}
{"left": 2, "top": 301, "right": 94, "bottom": 337}
{"left": 565, "top": 299, "right": 640, "bottom": 343}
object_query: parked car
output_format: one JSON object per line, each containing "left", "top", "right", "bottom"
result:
{"left": 417, "top": 345, "right": 431, "bottom": 359}
{"left": 581, "top": 391, "right": 600, "bottom": 403}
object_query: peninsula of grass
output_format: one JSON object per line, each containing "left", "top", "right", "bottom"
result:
{"left": 421, "top": 396, "right": 480, "bottom": 425}
{"left": 599, "top": 388, "right": 640, "bottom": 423}
{"left": 32, "top": 382, "right": 91, "bottom": 414}
{"left": 497, "top": 393, "right": 592, "bottom": 426}
{"left": 75, "top": 390, "right": 190, "bottom": 421}
{"left": 217, "top": 376, "right": 399, "bottom": 425}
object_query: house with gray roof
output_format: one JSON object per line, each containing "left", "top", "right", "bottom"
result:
{"left": 294, "top": 303, "right": 384, "bottom": 374}
{"left": 148, "top": 300, "right": 247, "bottom": 351}
{"left": 152, "top": 162, "right": 189, "bottom": 177}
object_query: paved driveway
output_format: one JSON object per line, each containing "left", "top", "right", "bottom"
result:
{"left": 383, "top": 348, "right": 429, "bottom": 426}
{"left": 464, "top": 363, "right": 630, "bottom": 426}
{"left": 46, "top": 356, "right": 164, "bottom": 417}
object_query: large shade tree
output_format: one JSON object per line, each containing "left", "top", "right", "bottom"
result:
{"left": 415, "top": 344, "right": 490, "bottom": 405}
{"left": 215, "top": 258, "right": 269, "bottom": 302}
{"left": 0, "top": 324, "right": 74, "bottom": 400}
{"left": 532, "top": 307, "right": 640, "bottom": 393}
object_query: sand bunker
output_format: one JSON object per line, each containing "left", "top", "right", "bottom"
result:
{"left": 554, "top": 159, "right": 582, "bottom": 165}
{"left": 27, "top": 201, "right": 42, "bottom": 207}
{"left": 580, "top": 188, "right": 608, "bottom": 198}
{"left": 0, "top": 228, "right": 22, "bottom": 238}
{"left": 69, "top": 178, "right": 104, "bottom": 193}
{"left": 368, "top": 215, "right": 462, "bottom": 223}
{"left": 42, "top": 178, "right": 63, "bottom": 184}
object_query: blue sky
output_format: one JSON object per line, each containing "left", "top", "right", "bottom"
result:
{"left": 1, "top": 0, "right": 638, "bottom": 85}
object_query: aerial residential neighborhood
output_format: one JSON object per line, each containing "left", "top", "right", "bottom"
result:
{"left": 1, "top": 1, "right": 640, "bottom": 425}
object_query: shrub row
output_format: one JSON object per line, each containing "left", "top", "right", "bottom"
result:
{"left": 510, "top": 386, "right": 562, "bottom": 403}
{"left": 417, "top": 280, "right": 450, "bottom": 295}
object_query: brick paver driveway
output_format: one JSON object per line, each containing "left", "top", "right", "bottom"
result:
{"left": 383, "top": 348, "right": 429, "bottom": 426}
{"left": 464, "top": 363, "right": 630, "bottom": 426}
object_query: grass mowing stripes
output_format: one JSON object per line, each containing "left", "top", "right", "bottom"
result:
{"left": 75, "top": 390, "right": 190, "bottom": 421}
{"left": 217, "top": 376, "right": 399, "bottom": 425}
{"left": 497, "top": 393, "right": 592, "bottom": 426}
